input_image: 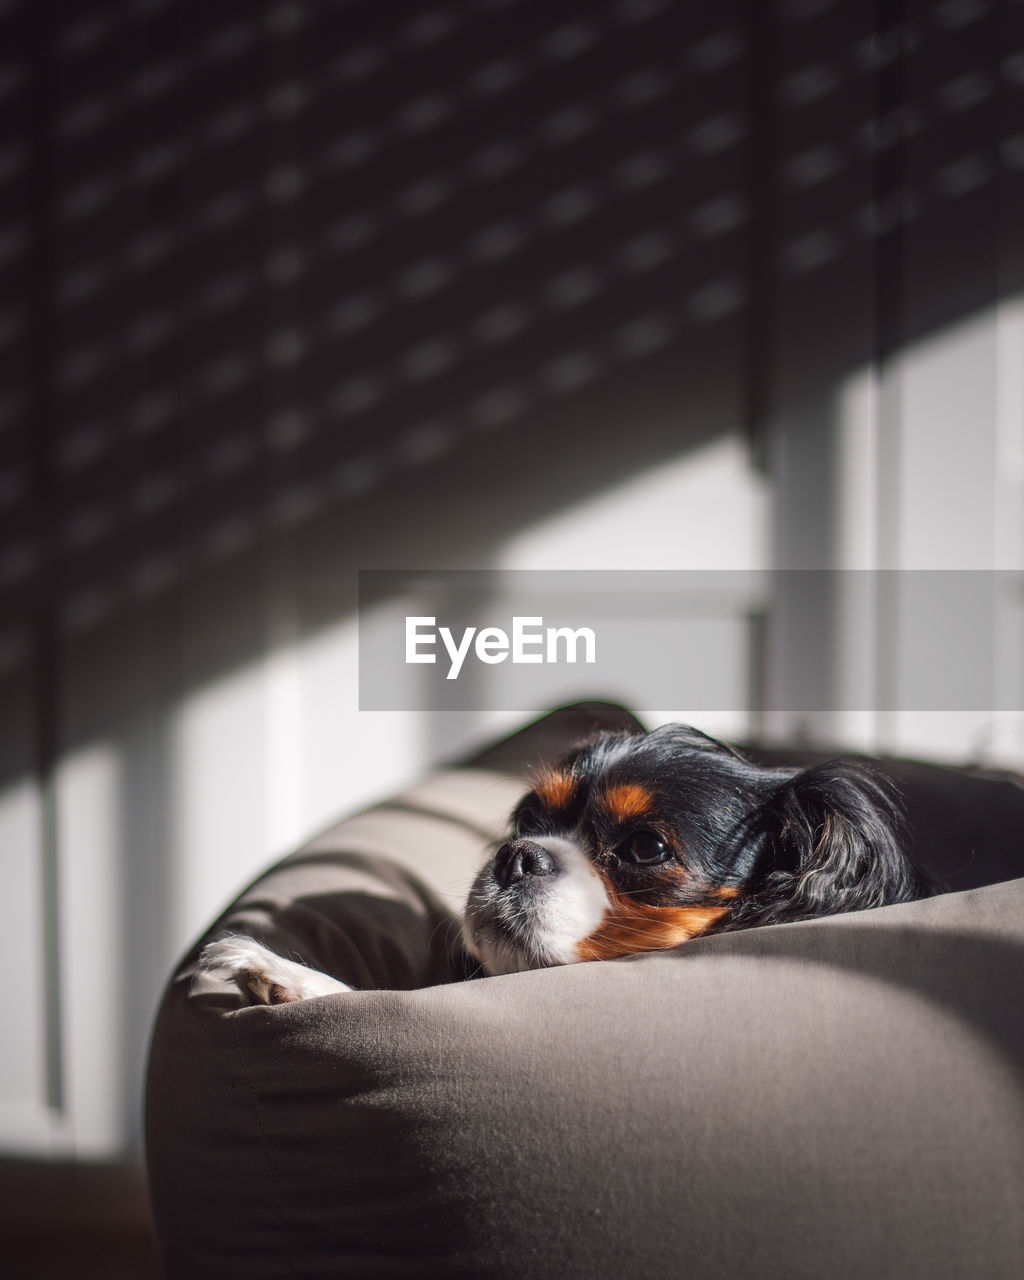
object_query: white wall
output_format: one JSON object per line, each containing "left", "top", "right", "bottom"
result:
{"left": 832, "top": 301, "right": 1024, "bottom": 764}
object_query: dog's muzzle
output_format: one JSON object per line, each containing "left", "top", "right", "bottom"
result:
{"left": 463, "top": 833, "right": 610, "bottom": 974}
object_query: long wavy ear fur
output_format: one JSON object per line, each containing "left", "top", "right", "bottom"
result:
{"left": 730, "top": 761, "right": 930, "bottom": 928}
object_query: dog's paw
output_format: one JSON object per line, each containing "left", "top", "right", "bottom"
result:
{"left": 198, "top": 936, "right": 353, "bottom": 1004}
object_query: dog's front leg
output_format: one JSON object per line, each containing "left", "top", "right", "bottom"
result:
{"left": 199, "top": 936, "right": 353, "bottom": 1004}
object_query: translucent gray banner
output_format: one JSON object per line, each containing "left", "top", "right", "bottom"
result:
{"left": 357, "top": 569, "right": 1024, "bottom": 713}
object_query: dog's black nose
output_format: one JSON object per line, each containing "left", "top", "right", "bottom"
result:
{"left": 493, "top": 839, "right": 557, "bottom": 889}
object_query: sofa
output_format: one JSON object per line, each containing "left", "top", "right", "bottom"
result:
{"left": 145, "top": 702, "right": 1024, "bottom": 1278}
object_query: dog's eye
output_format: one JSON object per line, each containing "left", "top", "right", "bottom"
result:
{"left": 616, "top": 830, "right": 671, "bottom": 865}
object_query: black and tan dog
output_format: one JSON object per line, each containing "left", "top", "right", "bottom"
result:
{"left": 202, "top": 725, "right": 930, "bottom": 998}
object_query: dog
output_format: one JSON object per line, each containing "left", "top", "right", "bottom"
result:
{"left": 201, "top": 724, "right": 930, "bottom": 1001}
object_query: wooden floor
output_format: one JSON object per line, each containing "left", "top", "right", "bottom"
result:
{"left": 0, "top": 1158, "right": 161, "bottom": 1280}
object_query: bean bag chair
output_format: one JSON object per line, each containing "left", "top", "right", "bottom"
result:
{"left": 145, "top": 702, "right": 1024, "bottom": 1279}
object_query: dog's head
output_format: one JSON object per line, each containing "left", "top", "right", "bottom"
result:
{"left": 463, "top": 725, "right": 928, "bottom": 975}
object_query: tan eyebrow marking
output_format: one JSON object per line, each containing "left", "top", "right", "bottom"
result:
{"left": 530, "top": 765, "right": 576, "bottom": 810}
{"left": 600, "top": 782, "right": 653, "bottom": 823}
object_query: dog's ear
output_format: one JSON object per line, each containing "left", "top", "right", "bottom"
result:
{"left": 733, "top": 761, "right": 927, "bottom": 927}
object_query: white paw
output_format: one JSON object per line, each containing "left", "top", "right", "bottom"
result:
{"left": 199, "top": 935, "right": 353, "bottom": 1004}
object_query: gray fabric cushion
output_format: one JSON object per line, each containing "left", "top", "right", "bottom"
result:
{"left": 146, "top": 706, "right": 1024, "bottom": 1279}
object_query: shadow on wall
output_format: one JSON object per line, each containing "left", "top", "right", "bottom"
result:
{"left": 3, "top": 0, "right": 1022, "bottom": 784}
